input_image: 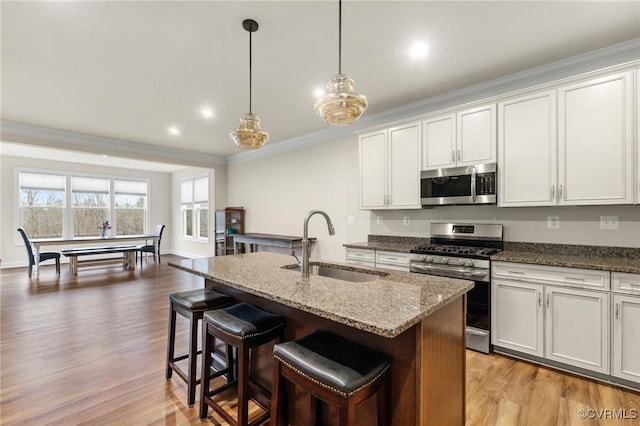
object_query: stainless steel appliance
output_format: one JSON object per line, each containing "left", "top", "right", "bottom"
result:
{"left": 410, "top": 222, "right": 503, "bottom": 353}
{"left": 420, "top": 163, "right": 497, "bottom": 206}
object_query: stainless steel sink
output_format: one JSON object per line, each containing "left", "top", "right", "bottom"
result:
{"left": 282, "top": 263, "right": 387, "bottom": 282}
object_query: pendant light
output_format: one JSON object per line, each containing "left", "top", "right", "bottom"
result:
{"left": 314, "top": 0, "right": 368, "bottom": 126}
{"left": 230, "top": 19, "right": 269, "bottom": 149}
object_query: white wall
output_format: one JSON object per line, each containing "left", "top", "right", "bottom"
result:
{"left": 227, "top": 136, "right": 369, "bottom": 262}
{"left": 170, "top": 166, "right": 222, "bottom": 258}
{"left": 227, "top": 135, "right": 640, "bottom": 261}
{"left": 0, "top": 154, "right": 173, "bottom": 267}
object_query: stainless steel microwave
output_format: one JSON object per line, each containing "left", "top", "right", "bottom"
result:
{"left": 420, "top": 163, "right": 497, "bottom": 206}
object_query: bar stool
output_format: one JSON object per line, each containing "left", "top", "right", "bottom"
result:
{"left": 166, "top": 288, "right": 235, "bottom": 407}
{"left": 271, "top": 330, "right": 391, "bottom": 426}
{"left": 200, "top": 302, "right": 285, "bottom": 426}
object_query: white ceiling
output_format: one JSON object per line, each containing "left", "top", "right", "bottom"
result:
{"left": 2, "top": 1, "right": 640, "bottom": 163}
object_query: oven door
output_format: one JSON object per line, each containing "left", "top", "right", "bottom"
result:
{"left": 466, "top": 280, "right": 490, "bottom": 353}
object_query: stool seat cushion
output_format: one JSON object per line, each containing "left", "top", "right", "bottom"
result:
{"left": 169, "top": 289, "right": 234, "bottom": 312}
{"left": 273, "top": 331, "right": 390, "bottom": 398}
{"left": 204, "top": 302, "right": 284, "bottom": 339}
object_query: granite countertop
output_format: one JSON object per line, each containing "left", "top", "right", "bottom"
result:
{"left": 492, "top": 242, "right": 640, "bottom": 274}
{"left": 343, "top": 241, "right": 416, "bottom": 253}
{"left": 169, "top": 252, "right": 473, "bottom": 338}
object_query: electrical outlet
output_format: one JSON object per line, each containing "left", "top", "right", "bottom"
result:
{"left": 547, "top": 216, "right": 560, "bottom": 229}
{"left": 347, "top": 215, "right": 354, "bottom": 224}
{"left": 600, "top": 216, "right": 619, "bottom": 230}
{"left": 376, "top": 216, "right": 383, "bottom": 225}
{"left": 403, "top": 216, "right": 411, "bottom": 226}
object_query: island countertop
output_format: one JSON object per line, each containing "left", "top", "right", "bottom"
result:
{"left": 169, "top": 252, "right": 473, "bottom": 338}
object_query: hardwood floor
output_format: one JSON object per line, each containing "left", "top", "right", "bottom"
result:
{"left": 1, "top": 256, "right": 638, "bottom": 425}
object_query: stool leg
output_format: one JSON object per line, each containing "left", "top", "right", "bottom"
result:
{"left": 311, "top": 395, "right": 323, "bottom": 426}
{"left": 199, "top": 323, "right": 213, "bottom": 420}
{"left": 226, "top": 344, "right": 236, "bottom": 382}
{"left": 187, "top": 311, "right": 199, "bottom": 407}
{"left": 166, "top": 302, "right": 177, "bottom": 380}
{"left": 270, "top": 359, "right": 286, "bottom": 426}
{"left": 237, "top": 343, "right": 250, "bottom": 426}
{"left": 377, "top": 374, "right": 390, "bottom": 426}
{"left": 338, "top": 400, "right": 357, "bottom": 426}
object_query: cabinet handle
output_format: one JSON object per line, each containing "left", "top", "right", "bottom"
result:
{"left": 457, "top": 150, "right": 461, "bottom": 162}
{"left": 551, "top": 185, "right": 555, "bottom": 200}
{"left": 559, "top": 184, "right": 563, "bottom": 200}
{"left": 565, "top": 276, "right": 585, "bottom": 282}
{"left": 507, "top": 270, "right": 525, "bottom": 275}
{"left": 452, "top": 150, "right": 456, "bottom": 162}
{"left": 538, "top": 292, "right": 541, "bottom": 307}
{"left": 615, "top": 303, "right": 619, "bottom": 320}
{"left": 546, "top": 294, "right": 550, "bottom": 308}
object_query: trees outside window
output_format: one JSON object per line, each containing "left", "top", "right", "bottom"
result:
{"left": 19, "top": 172, "right": 65, "bottom": 239}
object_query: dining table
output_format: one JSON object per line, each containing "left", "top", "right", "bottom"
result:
{"left": 29, "top": 234, "right": 159, "bottom": 279}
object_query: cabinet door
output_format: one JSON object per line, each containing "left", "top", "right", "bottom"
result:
{"left": 545, "top": 286, "right": 609, "bottom": 374}
{"left": 359, "top": 130, "right": 387, "bottom": 209}
{"left": 558, "top": 71, "right": 634, "bottom": 205}
{"left": 421, "top": 113, "right": 456, "bottom": 170}
{"left": 491, "top": 278, "right": 544, "bottom": 357}
{"left": 457, "top": 103, "right": 496, "bottom": 166}
{"left": 498, "top": 90, "right": 557, "bottom": 206}
{"left": 612, "top": 294, "right": 640, "bottom": 383}
{"left": 636, "top": 68, "right": 640, "bottom": 204}
{"left": 388, "top": 122, "right": 422, "bottom": 209}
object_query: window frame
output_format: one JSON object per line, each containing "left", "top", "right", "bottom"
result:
{"left": 15, "top": 168, "right": 150, "bottom": 242}
{"left": 180, "top": 175, "right": 209, "bottom": 243}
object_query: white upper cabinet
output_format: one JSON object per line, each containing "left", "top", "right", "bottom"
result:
{"left": 636, "top": 67, "right": 640, "bottom": 204}
{"left": 421, "top": 103, "right": 496, "bottom": 171}
{"left": 499, "top": 70, "right": 634, "bottom": 207}
{"left": 498, "top": 90, "right": 557, "bottom": 206}
{"left": 558, "top": 70, "right": 634, "bottom": 205}
{"left": 359, "top": 121, "right": 422, "bottom": 210}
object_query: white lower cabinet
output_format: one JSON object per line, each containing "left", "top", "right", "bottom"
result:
{"left": 375, "top": 250, "right": 410, "bottom": 272}
{"left": 344, "top": 248, "right": 375, "bottom": 268}
{"left": 344, "top": 248, "right": 409, "bottom": 272}
{"left": 545, "top": 286, "right": 609, "bottom": 374}
{"left": 492, "top": 262, "right": 611, "bottom": 376}
{"left": 612, "top": 272, "right": 640, "bottom": 384}
{"left": 492, "top": 278, "right": 544, "bottom": 357}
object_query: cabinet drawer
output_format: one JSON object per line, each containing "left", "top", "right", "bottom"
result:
{"left": 345, "top": 259, "right": 375, "bottom": 268}
{"left": 613, "top": 272, "right": 640, "bottom": 295}
{"left": 375, "top": 251, "right": 410, "bottom": 267}
{"left": 492, "top": 262, "right": 610, "bottom": 290}
{"left": 345, "top": 248, "right": 375, "bottom": 262}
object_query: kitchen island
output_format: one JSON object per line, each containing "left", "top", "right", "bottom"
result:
{"left": 169, "top": 252, "right": 473, "bottom": 425}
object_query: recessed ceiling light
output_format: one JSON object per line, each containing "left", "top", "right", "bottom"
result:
{"left": 313, "top": 87, "right": 325, "bottom": 98}
{"left": 167, "top": 126, "right": 181, "bottom": 136}
{"left": 409, "top": 41, "right": 428, "bottom": 60}
{"left": 200, "top": 106, "right": 214, "bottom": 119}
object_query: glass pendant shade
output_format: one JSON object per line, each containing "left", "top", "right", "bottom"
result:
{"left": 314, "top": 73, "right": 368, "bottom": 126}
{"left": 230, "top": 113, "right": 269, "bottom": 149}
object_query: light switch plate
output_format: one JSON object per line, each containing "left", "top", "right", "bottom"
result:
{"left": 600, "top": 216, "right": 619, "bottom": 230}
{"left": 547, "top": 216, "right": 560, "bottom": 229}
{"left": 347, "top": 215, "right": 354, "bottom": 224}
{"left": 376, "top": 216, "right": 383, "bottom": 225}
{"left": 403, "top": 216, "right": 410, "bottom": 226}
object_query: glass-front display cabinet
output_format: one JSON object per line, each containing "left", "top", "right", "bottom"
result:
{"left": 215, "top": 207, "right": 245, "bottom": 256}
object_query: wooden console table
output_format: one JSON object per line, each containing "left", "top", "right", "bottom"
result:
{"left": 232, "top": 233, "right": 315, "bottom": 256}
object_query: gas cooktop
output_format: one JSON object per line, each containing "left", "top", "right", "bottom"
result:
{"left": 411, "top": 244, "right": 501, "bottom": 258}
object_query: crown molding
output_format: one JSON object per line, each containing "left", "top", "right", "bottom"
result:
{"left": 227, "top": 37, "right": 640, "bottom": 164}
{"left": 0, "top": 120, "right": 227, "bottom": 167}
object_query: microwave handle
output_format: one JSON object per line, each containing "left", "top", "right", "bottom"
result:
{"left": 471, "top": 168, "right": 477, "bottom": 202}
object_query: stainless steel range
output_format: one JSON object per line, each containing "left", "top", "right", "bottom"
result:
{"left": 410, "top": 223, "right": 503, "bottom": 354}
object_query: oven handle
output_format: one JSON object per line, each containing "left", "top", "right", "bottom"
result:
{"left": 411, "top": 263, "right": 488, "bottom": 280}
{"left": 466, "top": 328, "right": 489, "bottom": 337}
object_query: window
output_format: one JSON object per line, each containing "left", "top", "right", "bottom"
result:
{"left": 181, "top": 176, "right": 209, "bottom": 241}
{"left": 19, "top": 172, "right": 65, "bottom": 239}
{"left": 17, "top": 170, "right": 148, "bottom": 238}
{"left": 71, "top": 176, "right": 109, "bottom": 237}
{"left": 114, "top": 180, "right": 147, "bottom": 235}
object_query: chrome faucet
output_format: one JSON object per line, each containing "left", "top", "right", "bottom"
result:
{"left": 302, "top": 210, "right": 335, "bottom": 277}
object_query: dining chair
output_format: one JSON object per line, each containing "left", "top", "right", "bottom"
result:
{"left": 17, "top": 227, "right": 60, "bottom": 278}
{"left": 137, "top": 224, "right": 165, "bottom": 265}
